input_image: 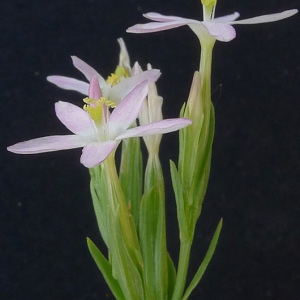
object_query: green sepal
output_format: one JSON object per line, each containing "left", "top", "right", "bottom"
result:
{"left": 178, "top": 71, "right": 216, "bottom": 233}
{"left": 86, "top": 237, "right": 126, "bottom": 300}
{"left": 182, "top": 218, "right": 223, "bottom": 300}
{"left": 89, "top": 166, "right": 111, "bottom": 248}
{"left": 188, "top": 104, "right": 215, "bottom": 221}
{"left": 119, "top": 134, "right": 143, "bottom": 227}
{"left": 139, "top": 186, "right": 168, "bottom": 299}
{"left": 139, "top": 155, "right": 168, "bottom": 299}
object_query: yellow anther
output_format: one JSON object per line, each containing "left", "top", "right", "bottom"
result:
{"left": 106, "top": 73, "right": 120, "bottom": 86}
{"left": 83, "top": 98, "right": 103, "bottom": 122}
{"left": 106, "top": 65, "right": 130, "bottom": 86}
{"left": 83, "top": 97, "right": 117, "bottom": 122}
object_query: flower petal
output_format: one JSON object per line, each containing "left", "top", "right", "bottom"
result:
{"left": 230, "top": 9, "right": 298, "bottom": 25}
{"left": 127, "top": 13, "right": 199, "bottom": 33}
{"left": 55, "top": 101, "right": 94, "bottom": 138}
{"left": 80, "top": 141, "right": 117, "bottom": 168}
{"left": 7, "top": 135, "right": 87, "bottom": 154}
{"left": 116, "top": 118, "right": 192, "bottom": 140}
{"left": 143, "top": 12, "right": 190, "bottom": 22}
{"left": 47, "top": 76, "right": 89, "bottom": 95}
{"left": 106, "top": 69, "right": 160, "bottom": 103}
{"left": 214, "top": 12, "right": 240, "bottom": 23}
{"left": 127, "top": 19, "right": 194, "bottom": 33}
{"left": 71, "top": 56, "right": 106, "bottom": 87}
{"left": 202, "top": 21, "right": 236, "bottom": 42}
{"left": 109, "top": 81, "right": 149, "bottom": 138}
{"left": 89, "top": 76, "right": 102, "bottom": 99}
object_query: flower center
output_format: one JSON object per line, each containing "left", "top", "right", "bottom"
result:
{"left": 106, "top": 65, "right": 130, "bottom": 86}
{"left": 83, "top": 97, "right": 116, "bottom": 123}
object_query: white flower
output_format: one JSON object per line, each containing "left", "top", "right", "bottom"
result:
{"left": 127, "top": 7, "right": 297, "bottom": 42}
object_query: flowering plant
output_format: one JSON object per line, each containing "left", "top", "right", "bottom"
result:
{"left": 7, "top": 0, "right": 297, "bottom": 299}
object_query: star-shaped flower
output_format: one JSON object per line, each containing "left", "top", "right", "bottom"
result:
{"left": 8, "top": 78, "right": 191, "bottom": 168}
{"left": 127, "top": 5, "right": 297, "bottom": 42}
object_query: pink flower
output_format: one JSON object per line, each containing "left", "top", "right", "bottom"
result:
{"left": 47, "top": 53, "right": 160, "bottom": 104}
{"left": 8, "top": 78, "right": 191, "bottom": 168}
{"left": 127, "top": 8, "right": 297, "bottom": 42}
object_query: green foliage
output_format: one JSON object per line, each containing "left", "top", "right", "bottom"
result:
{"left": 87, "top": 35, "right": 221, "bottom": 300}
{"left": 182, "top": 219, "right": 223, "bottom": 300}
{"left": 87, "top": 237, "right": 125, "bottom": 300}
{"left": 119, "top": 136, "right": 143, "bottom": 226}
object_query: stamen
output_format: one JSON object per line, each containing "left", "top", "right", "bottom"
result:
{"left": 106, "top": 73, "right": 120, "bottom": 86}
{"left": 106, "top": 65, "right": 130, "bottom": 86}
{"left": 83, "top": 97, "right": 117, "bottom": 122}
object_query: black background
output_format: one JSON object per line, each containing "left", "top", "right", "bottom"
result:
{"left": 1, "top": 0, "right": 299, "bottom": 299}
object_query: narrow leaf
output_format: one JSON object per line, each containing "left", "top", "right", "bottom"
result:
{"left": 167, "top": 252, "right": 177, "bottom": 298}
{"left": 182, "top": 218, "right": 223, "bottom": 300}
{"left": 86, "top": 237, "right": 126, "bottom": 300}
{"left": 169, "top": 160, "right": 189, "bottom": 241}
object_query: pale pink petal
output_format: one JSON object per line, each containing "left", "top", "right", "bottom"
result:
{"left": 108, "top": 81, "right": 149, "bottom": 138}
{"left": 47, "top": 76, "right": 89, "bottom": 95}
{"left": 214, "top": 12, "right": 240, "bottom": 23}
{"left": 143, "top": 12, "right": 190, "bottom": 22}
{"left": 55, "top": 101, "right": 94, "bottom": 138}
{"left": 202, "top": 21, "right": 236, "bottom": 42}
{"left": 89, "top": 76, "right": 102, "bottom": 99}
{"left": 80, "top": 141, "right": 117, "bottom": 168}
{"left": 230, "top": 9, "right": 298, "bottom": 25}
{"left": 71, "top": 56, "right": 106, "bottom": 87}
{"left": 7, "top": 135, "right": 88, "bottom": 154}
{"left": 127, "top": 12, "right": 201, "bottom": 33}
{"left": 127, "top": 20, "right": 193, "bottom": 33}
{"left": 107, "top": 69, "right": 160, "bottom": 103}
{"left": 115, "top": 118, "right": 191, "bottom": 140}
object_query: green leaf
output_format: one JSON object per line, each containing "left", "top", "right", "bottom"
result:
{"left": 110, "top": 213, "right": 145, "bottom": 300}
{"left": 182, "top": 218, "right": 223, "bottom": 300}
{"left": 169, "top": 160, "right": 189, "bottom": 241}
{"left": 90, "top": 155, "right": 145, "bottom": 300}
{"left": 167, "top": 252, "right": 177, "bottom": 298}
{"left": 86, "top": 237, "right": 126, "bottom": 300}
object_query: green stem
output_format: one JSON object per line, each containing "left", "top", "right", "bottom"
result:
{"left": 173, "top": 36, "right": 216, "bottom": 300}
{"left": 171, "top": 240, "right": 192, "bottom": 300}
